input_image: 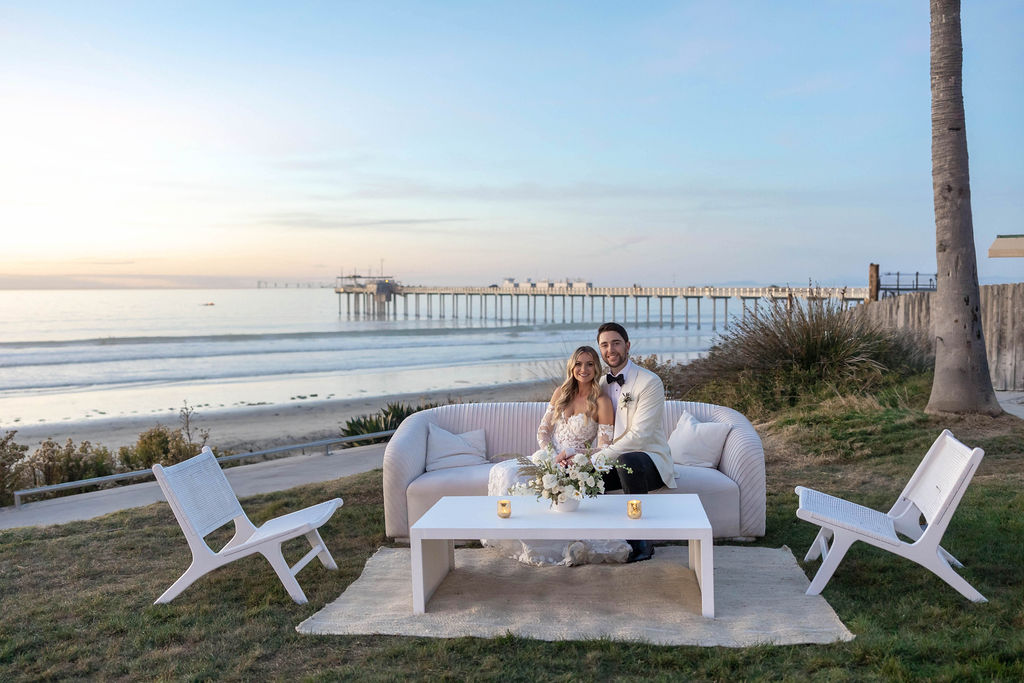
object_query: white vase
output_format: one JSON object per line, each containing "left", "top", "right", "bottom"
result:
{"left": 550, "top": 498, "right": 580, "bottom": 513}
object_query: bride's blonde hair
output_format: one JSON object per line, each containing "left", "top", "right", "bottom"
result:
{"left": 551, "top": 346, "right": 603, "bottom": 422}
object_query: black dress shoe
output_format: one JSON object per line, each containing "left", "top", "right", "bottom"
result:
{"left": 627, "top": 540, "right": 655, "bottom": 563}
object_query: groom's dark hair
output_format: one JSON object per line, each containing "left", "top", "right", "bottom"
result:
{"left": 597, "top": 322, "right": 629, "bottom": 344}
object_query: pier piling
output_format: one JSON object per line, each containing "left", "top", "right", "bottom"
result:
{"left": 333, "top": 280, "right": 869, "bottom": 330}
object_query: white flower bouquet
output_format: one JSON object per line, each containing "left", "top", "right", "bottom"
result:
{"left": 509, "top": 445, "right": 622, "bottom": 506}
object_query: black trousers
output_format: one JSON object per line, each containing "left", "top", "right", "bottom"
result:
{"left": 601, "top": 451, "right": 664, "bottom": 495}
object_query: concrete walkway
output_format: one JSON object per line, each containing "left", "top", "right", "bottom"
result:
{"left": 2, "top": 391, "right": 1022, "bottom": 531}
{"left": 997, "top": 390, "right": 1024, "bottom": 419}
{"left": 0, "top": 442, "right": 387, "bottom": 530}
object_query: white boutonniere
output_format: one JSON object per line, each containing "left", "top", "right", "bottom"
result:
{"left": 621, "top": 393, "right": 633, "bottom": 407}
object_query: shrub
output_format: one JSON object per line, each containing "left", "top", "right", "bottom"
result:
{"left": 1, "top": 402, "right": 214, "bottom": 505}
{"left": 118, "top": 424, "right": 203, "bottom": 469}
{"left": 636, "top": 296, "right": 933, "bottom": 419}
{"left": 340, "top": 400, "right": 442, "bottom": 448}
{"left": 117, "top": 401, "right": 210, "bottom": 469}
{"left": 19, "top": 439, "right": 116, "bottom": 488}
{"left": 0, "top": 430, "right": 30, "bottom": 506}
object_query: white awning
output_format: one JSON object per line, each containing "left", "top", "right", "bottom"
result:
{"left": 988, "top": 234, "right": 1024, "bottom": 258}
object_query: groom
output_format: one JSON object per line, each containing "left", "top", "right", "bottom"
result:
{"left": 588, "top": 322, "right": 676, "bottom": 562}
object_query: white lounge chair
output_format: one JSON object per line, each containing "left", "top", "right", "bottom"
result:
{"left": 153, "top": 446, "right": 342, "bottom": 605}
{"left": 795, "top": 429, "right": 986, "bottom": 603}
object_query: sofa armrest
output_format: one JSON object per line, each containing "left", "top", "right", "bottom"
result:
{"left": 669, "top": 400, "right": 766, "bottom": 538}
{"left": 714, "top": 407, "right": 766, "bottom": 537}
{"left": 383, "top": 412, "right": 430, "bottom": 539}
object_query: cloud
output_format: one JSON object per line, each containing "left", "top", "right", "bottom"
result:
{"left": 247, "top": 212, "right": 471, "bottom": 232}
{"left": 608, "top": 234, "right": 654, "bottom": 253}
{"left": 68, "top": 259, "right": 138, "bottom": 266}
{"left": 344, "top": 176, "right": 880, "bottom": 214}
{"left": 348, "top": 178, "right": 691, "bottom": 202}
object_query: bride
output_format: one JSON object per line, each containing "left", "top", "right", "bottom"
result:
{"left": 486, "top": 345, "right": 630, "bottom": 565}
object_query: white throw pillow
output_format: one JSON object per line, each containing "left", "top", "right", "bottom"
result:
{"left": 668, "top": 411, "right": 731, "bottom": 468}
{"left": 425, "top": 424, "right": 488, "bottom": 471}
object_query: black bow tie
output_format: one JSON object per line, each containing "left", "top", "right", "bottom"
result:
{"left": 607, "top": 373, "right": 625, "bottom": 386}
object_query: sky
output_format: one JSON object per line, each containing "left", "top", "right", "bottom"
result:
{"left": 1, "top": 1, "right": 1021, "bottom": 289}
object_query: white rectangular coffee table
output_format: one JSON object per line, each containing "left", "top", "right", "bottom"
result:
{"left": 410, "top": 494, "right": 715, "bottom": 617}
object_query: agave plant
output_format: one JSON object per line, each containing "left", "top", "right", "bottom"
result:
{"left": 339, "top": 400, "right": 442, "bottom": 448}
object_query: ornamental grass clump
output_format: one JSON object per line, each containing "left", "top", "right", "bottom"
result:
{"left": 638, "top": 295, "right": 932, "bottom": 418}
{"left": 710, "top": 297, "right": 922, "bottom": 382}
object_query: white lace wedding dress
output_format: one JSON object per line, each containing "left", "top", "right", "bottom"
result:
{"left": 485, "top": 406, "right": 630, "bottom": 566}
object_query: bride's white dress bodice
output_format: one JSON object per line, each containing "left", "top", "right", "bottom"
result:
{"left": 537, "top": 406, "right": 614, "bottom": 454}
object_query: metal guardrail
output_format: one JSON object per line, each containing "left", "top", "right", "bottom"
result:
{"left": 12, "top": 429, "right": 396, "bottom": 507}
{"left": 879, "top": 271, "right": 937, "bottom": 296}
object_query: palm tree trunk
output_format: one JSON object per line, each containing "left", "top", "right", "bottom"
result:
{"left": 925, "top": 0, "right": 1001, "bottom": 415}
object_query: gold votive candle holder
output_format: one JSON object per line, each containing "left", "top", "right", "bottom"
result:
{"left": 627, "top": 499, "right": 642, "bottom": 519}
{"left": 497, "top": 499, "right": 511, "bottom": 518}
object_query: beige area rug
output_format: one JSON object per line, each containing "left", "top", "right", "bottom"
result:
{"left": 297, "top": 545, "right": 854, "bottom": 647}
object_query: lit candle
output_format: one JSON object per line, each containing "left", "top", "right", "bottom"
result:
{"left": 497, "top": 499, "right": 511, "bottom": 518}
{"left": 627, "top": 499, "right": 642, "bottom": 519}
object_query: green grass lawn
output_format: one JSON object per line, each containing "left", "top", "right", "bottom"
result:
{"left": 2, "top": 401, "right": 1023, "bottom": 681}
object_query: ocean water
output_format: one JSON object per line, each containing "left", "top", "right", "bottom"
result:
{"left": 0, "top": 288, "right": 724, "bottom": 426}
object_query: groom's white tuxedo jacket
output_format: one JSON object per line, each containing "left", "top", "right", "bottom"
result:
{"left": 596, "top": 360, "right": 676, "bottom": 489}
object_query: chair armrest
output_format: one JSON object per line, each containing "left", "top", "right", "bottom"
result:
{"left": 714, "top": 407, "right": 766, "bottom": 538}
{"left": 383, "top": 413, "right": 431, "bottom": 539}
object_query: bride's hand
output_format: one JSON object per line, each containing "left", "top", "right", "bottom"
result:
{"left": 556, "top": 450, "right": 573, "bottom": 466}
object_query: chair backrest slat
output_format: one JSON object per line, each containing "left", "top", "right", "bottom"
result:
{"left": 902, "top": 430, "right": 980, "bottom": 525}
{"left": 158, "top": 448, "right": 244, "bottom": 537}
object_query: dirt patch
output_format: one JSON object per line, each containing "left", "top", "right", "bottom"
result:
{"left": 757, "top": 408, "right": 1024, "bottom": 495}
{"left": 938, "top": 411, "right": 1024, "bottom": 440}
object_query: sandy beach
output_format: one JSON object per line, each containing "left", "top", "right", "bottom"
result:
{"left": 7, "top": 379, "right": 556, "bottom": 454}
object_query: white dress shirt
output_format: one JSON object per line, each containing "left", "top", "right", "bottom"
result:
{"left": 603, "top": 359, "right": 638, "bottom": 413}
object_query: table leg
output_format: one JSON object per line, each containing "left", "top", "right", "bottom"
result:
{"left": 689, "top": 534, "right": 715, "bottom": 618}
{"left": 411, "top": 536, "right": 454, "bottom": 614}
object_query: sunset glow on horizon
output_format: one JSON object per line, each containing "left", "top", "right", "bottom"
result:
{"left": 2, "top": 1, "right": 1021, "bottom": 289}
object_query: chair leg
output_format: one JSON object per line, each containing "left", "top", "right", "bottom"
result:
{"left": 938, "top": 546, "right": 965, "bottom": 569}
{"left": 805, "top": 532, "right": 854, "bottom": 596}
{"left": 920, "top": 552, "right": 987, "bottom": 603}
{"left": 154, "top": 560, "right": 211, "bottom": 604}
{"left": 306, "top": 529, "right": 338, "bottom": 570}
{"left": 893, "top": 517, "right": 965, "bottom": 569}
{"left": 804, "top": 528, "right": 832, "bottom": 562}
{"left": 261, "top": 546, "right": 308, "bottom": 604}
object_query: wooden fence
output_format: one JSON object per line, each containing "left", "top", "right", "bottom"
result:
{"left": 857, "top": 283, "right": 1023, "bottom": 391}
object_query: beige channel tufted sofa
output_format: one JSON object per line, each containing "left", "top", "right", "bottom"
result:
{"left": 383, "top": 401, "right": 767, "bottom": 541}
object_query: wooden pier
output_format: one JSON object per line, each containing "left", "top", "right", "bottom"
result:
{"left": 334, "top": 277, "right": 869, "bottom": 330}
